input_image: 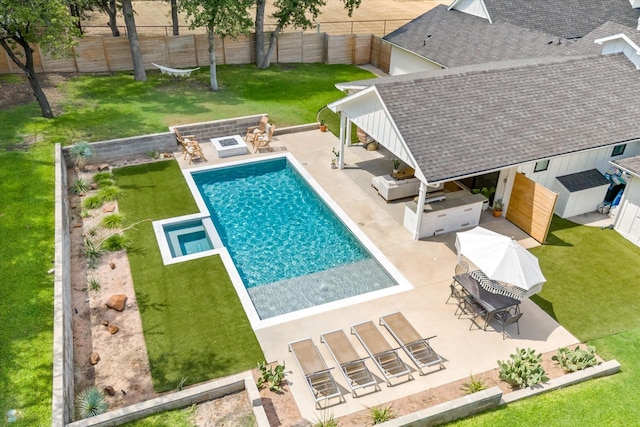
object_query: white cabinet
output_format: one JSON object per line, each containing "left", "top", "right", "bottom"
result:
{"left": 403, "top": 191, "right": 485, "bottom": 238}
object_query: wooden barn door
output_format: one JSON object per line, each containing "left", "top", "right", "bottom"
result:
{"left": 506, "top": 173, "right": 558, "bottom": 243}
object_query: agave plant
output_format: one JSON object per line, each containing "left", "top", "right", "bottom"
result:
{"left": 69, "top": 141, "right": 93, "bottom": 171}
{"left": 75, "top": 386, "right": 108, "bottom": 419}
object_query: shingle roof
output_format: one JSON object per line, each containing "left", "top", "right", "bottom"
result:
{"left": 565, "top": 21, "right": 640, "bottom": 56}
{"left": 483, "top": 0, "right": 640, "bottom": 39}
{"left": 612, "top": 155, "right": 640, "bottom": 177}
{"left": 383, "top": 5, "right": 570, "bottom": 68}
{"left": 556, "top": 169, "right": 610, "bottom": 192}
{"left": 371, "top": 54, "right": 640, "bottom": 183}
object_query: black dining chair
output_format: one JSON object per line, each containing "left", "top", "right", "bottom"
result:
{"left": 494, "top": 307, "right": 523, "bottom": 339}
{"left": 446, "top": 261, "right": 469, "bottom": 305}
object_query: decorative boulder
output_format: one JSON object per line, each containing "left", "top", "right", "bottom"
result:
{"left": 104, "top": 386, "right": 116, "bottom": 396}
{"left": 90, "top": 352, "right": 100, "bottom": 365}
{"left": 106, "top": 294, "right": 127, "bottom": 311}
{"left": 108, "top": 325, "right": 119, "bottom": 335}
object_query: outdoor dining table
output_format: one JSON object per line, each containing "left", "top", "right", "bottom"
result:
{"left": 453, "top": 272, "right": 521, "bottom": 331}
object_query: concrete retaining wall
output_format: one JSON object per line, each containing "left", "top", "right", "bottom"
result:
{"left": 62, "top": 115, "right": 271, "bottom": 167}
{"left": 66, "top": 373, "right": 269, "bottom": 427}
{"left": 378, "top": 387, "right": 503, "bottom": 427}
{"left": 52, "top": 144, "right": 74, "bottom": 426}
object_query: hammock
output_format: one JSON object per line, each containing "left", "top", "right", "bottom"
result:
{"left": 152, "top": 63, "right": 200, "bottom": 77}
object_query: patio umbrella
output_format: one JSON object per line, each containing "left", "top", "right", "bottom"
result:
{"left": 455, "top": 226, "right": 546, "bottom": 296}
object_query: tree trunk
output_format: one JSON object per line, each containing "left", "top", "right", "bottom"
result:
{"left": 207, "top": 28, "right": 218, "bottom": 91}
{"left": 122, "top": 0, "right": 146, "bottom": 81}
{"left": 102, "top": 0, "right": 120, "bottom": 37}
{"left": 171, "top": 0, "right": 179, "bottom": 36}
{"left": 260, "top": 26, "right": 282, "bottom": 69}
{"left": 0, "top": 38, "right": 54, "bottom": 118}
{"left": 69, "top": 4, "right": 84, "bottom": 35}
{"left": 255, "top": 0, "right": 266, "bottom": 67}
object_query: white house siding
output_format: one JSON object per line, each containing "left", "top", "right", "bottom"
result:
{"left": 517, "top": 143, "right": 640, "bottom": 190}
{"left": 389, "top": 46, "right": 443, "bottom": 76}
{"left": 614, "top": 176, "right": 640, "bottom": 246}
{"left": 344, "top": 90, "right": 419, "bottom": 177}
{"left": 449, "top": 0, "right": 490, "bottom": 20}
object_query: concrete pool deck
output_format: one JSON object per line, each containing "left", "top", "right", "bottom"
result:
{"left": 174, "top": 129, "right": 580, "bottom": 421}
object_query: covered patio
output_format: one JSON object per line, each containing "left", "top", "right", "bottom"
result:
{"left": 175, "top": 127, "right": 577, "bottom": 421}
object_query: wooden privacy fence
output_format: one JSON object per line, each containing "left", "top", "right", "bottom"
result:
{"left": 0, "top": 32, "right": 390, "bottom": 74}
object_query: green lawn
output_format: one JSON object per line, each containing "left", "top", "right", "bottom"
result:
{"left": 114, "top": 162, "right": 263, "bottom": 392}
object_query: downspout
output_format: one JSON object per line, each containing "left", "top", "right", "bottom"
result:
{"left": 414, "top": 182, "right": 427, "bottom": 240}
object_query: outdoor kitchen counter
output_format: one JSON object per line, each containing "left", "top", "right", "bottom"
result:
{"left": 403, "top": 190, "right": 487, "bottom": 238}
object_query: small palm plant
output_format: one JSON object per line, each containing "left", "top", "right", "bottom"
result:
{"left": 75, "top": 386, "right": 108, "bottom": 419}
{"left": 369, "top": 405, "right": 395, "bottom": 424}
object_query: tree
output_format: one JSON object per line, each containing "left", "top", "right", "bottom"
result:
{"left": 0, "top": 0, "right": 79, "bottom": 118}
{"left": 100, "top": 0, "right": 121, "bottom": 37}
{"left": 180, "top": 0, "right": 253, "bottom": 91}
{"left": 121, "top": 0, "right": 146, "bottom": 81}
{"left": 255, "top": 0, "right": 362, "bottom": 69}
{"left": 171, "top": 0, "right": 179, "bottom": 36}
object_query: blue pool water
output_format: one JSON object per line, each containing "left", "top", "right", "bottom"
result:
{"left": 164, "top": 220, "right": 213, "bottom": 258}
{"left": 191, "top": 157, "right": 397, "bottom": 319}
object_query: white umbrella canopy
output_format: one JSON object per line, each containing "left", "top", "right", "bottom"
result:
{"left": 455, "top": 226, "right": 546, "bottom": 293}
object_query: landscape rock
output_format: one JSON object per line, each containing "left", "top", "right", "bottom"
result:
{"left": 109, "top": 260, "right": 116, "bottom": 269}
{"left": 90, "top": 352, "right": 100, "bottom": 365}
{"left": 104, "top": 386, "right": 116, "bottom": 396}
{"left": 101, "top": 319, "right": 109, "bottom": 327}
{"left": 102, "top": 202, "right": 116, "bottom": 213}
{"left": 98, "top": 163, "right": 110, "bottom": 171}
{"left": 106, "top": 294, "right": 127, "bottom": 311}
{"left": 108, "top": 325, "right": 119, "bottom": 334}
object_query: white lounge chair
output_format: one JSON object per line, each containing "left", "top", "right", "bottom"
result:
{"left": 350, "top": 321, "right": 412, "bottom": 386}
{"left": 320, "top": 329, "right": 379, "bottom": 397}
{"left": 152, "top": 63, "right": 200, "bottom": 77}
{"left": 379, "top": 312, "right": 444, "bottom": 375}
{"left": 288, "top": 338, "right": 343, "bottom": 408}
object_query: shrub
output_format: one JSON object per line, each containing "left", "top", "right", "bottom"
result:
{"left": 101, "top": 233, "right": 131, "bottom": 251}
{"left": 97, "top": 185, "right": 122, "bottom": 201}
{"left": 461, "top": 373, "right": 488, "bottom": 394}
{"left": 257, "top": 361, "right": 285, "bottom": 392}
{"left": 370, "top": 405, "right": 395, "bottom": 424}
{"left": 83, "top": 195, "right": 103, "bottom": 210}
{"left": 101, "top": 213, "right": 124, "bottom": 229}
{"left": 93, "top": 171, "right": 115, "bottom": 187}
{"left": 70, "top": 141, "right": 93, "bottom": 171}
{"left": 84, "top": 237, "right": 102, "bottom": 268}
{"left": 313, "top": 412, "right": 338, "bottom": 427}
{"left": 552, "top": 345, "right": 599, "bottom": 373}
{"left": 498, "top": 347, "right": 549, "bottom": 389}
{"left": 70, "top": 178, "right": 89, "bottom": 194}
{"left": 80, "top": 209, "right": 91, "bottom": 218}
{"left": 75, "top": 386, "right": 107, "bottom": 419}
{"left": 87, "top": 276, "right": 100, "bottom": 291}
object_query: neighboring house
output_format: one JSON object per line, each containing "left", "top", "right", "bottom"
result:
{"left": 328, "top": 40, "right": 640, "bottom": 241}
{"left": 383, "top": 0, "right": 640, "bottom": 75}
{"left": 611, "top": 155, "right": 640, "bottom": 246}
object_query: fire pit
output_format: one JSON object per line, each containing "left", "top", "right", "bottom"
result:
{"left": 210, "top": 135, "right": 249, "bottom": 158}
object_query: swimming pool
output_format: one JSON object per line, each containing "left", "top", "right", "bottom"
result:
{"left": 187, "top": 155, "right": 405, "bottom": 322}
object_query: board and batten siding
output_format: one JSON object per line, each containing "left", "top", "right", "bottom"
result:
{"left": 517, "top": 142, "right": 640, "bottom": 190}
{"left": 388, "top": 46, "right": 442, "bottom": 76}
{"left": 346, "top": 90, "right": 419, "bottom": 177}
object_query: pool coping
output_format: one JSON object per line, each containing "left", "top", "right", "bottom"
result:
{"left": 181, "top": 152, "right": 414, "bottom": 330}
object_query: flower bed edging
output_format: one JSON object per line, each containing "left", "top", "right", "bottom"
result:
{"left": 501, "top": 359, "right": 621, "bottom": 404}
